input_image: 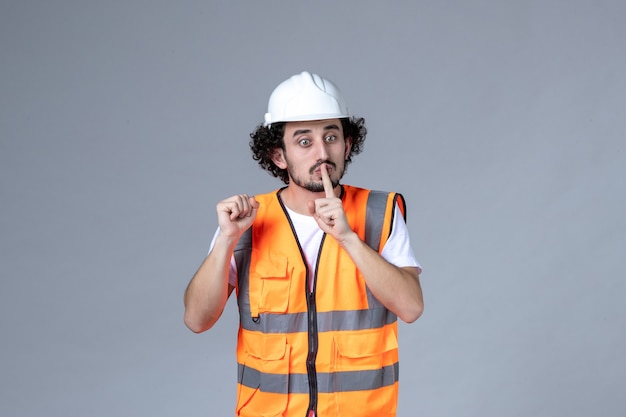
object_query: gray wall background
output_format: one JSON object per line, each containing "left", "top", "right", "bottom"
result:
{"left": 1, "top": 1, "right": 624, "bottom": 416}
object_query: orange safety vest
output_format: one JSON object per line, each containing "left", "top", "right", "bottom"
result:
{"left": 233, "top": 185, "right": 406, "bottom": 417}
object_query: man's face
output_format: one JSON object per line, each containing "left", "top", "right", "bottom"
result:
{"left": 273, "top": 119, "right": 352, "bottom": 192}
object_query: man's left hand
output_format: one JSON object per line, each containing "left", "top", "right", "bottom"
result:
{"left": 308, "top": 164, "right": 354, "bottom": 243}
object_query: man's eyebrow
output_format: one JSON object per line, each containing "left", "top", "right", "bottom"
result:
{"left": 292, "top": 129, "right": 311, "bottom": 137}
{"left": 291, "top": 124, "right": 340, "bottom": 138}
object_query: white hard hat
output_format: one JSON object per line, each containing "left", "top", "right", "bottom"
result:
{"left": 263, "top": 71, "right": 350, "bottom": 127}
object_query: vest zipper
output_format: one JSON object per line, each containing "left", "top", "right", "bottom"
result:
{"left": 305, "top": 288, "right": 318, "bottom": 416}
{"left": 277, "top": 191, "right": 323, "bottom": 417}
{"left": 305, "top": 235, "right": 325, "bottom": 417}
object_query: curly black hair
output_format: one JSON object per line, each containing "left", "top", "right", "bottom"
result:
{"left": 249, "top": 117, "right": 367, "bottom": 184}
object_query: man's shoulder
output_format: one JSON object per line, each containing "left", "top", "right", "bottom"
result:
{"left": 254, "top": 189, "right": 281, "bottom": 201}
{"left": 342, "top": 184, "right": 399, "bottom": 197}
{"left": 342, "top": 184, "right": 372, "bottom": 194}
{"left": 343, "top": 184, "right": 406, "bottom": 221}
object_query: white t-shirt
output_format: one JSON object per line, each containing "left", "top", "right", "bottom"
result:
{"left": 210, "top": 205, "right": 421, "bottom": 287}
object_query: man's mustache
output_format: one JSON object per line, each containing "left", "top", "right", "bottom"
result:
{"left": 310, "top": 160, "right": 336, "bottom": 175}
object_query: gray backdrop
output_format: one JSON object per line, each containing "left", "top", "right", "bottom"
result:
{"left": 1, "top": 1, "right": 624, "bottom": 416}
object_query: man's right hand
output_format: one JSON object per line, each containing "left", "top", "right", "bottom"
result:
{"left": 216, "top": 194, "right": 259, "bottom": 238}
{"left": 185, "top": 194, "right": 258, "bottom": 333}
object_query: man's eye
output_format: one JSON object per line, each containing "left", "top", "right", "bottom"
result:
{"left": 299, "top": 139, "right": 311, "bottom": 146}
{"left": 325, "top": 135, "right": 337, "bottom": 142}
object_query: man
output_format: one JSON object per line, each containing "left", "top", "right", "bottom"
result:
{"left": 184, "top": 71, "right": 424, "bottom": 417}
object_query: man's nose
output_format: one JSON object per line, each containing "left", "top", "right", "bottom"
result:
{"left": 314, "top": 139, "right": 330, "bottom": 160}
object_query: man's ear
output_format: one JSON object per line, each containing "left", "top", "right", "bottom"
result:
{"left": 344, "top": 137, "right": 353, "bottom": 159}
{"left": 271, "top": 148, "right": 287, "bottom": 169}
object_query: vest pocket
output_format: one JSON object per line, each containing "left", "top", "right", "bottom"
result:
{"left": 336, "top": 328, "right": 397, "bottom": 366}
{"left": 237, "top": 334, "right": 290, "bottom": 416}
{"left": 252, "top": 256, "right": 292, "bottom": 314}
{"left": 333, "top": 329, "right": 399, "bottom": 416}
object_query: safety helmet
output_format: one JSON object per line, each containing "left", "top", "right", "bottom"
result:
{"left": 263, "top": 71, "right": 350, "bottom": 127}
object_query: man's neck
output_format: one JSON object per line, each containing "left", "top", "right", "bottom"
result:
{"left": 279, "top": 183, "right": 340, "bottom": 215}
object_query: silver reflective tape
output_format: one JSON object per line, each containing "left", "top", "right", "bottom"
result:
{"left": 238, "top": 362, "right": 399, "bottom": 394}
{"left": 364, "top": 190, "right": 388, "bottom": 253}
{"left": 240, "top": 308, "right": 397, "bottom": 333}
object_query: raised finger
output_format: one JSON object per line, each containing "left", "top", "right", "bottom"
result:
{"left": 321, "top": 164, "right": 334, "bottom": 198}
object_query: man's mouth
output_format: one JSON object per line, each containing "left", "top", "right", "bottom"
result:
{"left": 310, "top": 161, "right": 336, "bottom": 175}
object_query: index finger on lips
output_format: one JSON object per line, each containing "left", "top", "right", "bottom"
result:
{"left": 321, "top": 164, "right": 334, "bottom": 198}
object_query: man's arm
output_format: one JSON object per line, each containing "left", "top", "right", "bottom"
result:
{"left": 309, "top": 166, "right": 423, "bottom": 323}
{"left": 183, "top": 194, "right": 258, "bottom": 333}
{"left": 336, "top": 235, "right": 423, "bottom": 323}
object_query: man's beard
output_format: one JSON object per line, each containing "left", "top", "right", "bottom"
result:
{"left": 286, "top": 158, "right": 342, "bottom": 192}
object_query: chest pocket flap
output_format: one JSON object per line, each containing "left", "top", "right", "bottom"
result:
{"left": 334, "top": 328, "right": 399, "bottom": 371}
{"left": 250, "top": 255, "right": 292, "bottom": 314}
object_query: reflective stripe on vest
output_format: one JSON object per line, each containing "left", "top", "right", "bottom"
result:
{"left": 234, "top": 185, "right": 405, "bottom": 416}
{"left": 238, "top": 362, "right": 399, "bottom": 394}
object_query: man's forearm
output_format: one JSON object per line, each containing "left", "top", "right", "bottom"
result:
{"left": 338, "top": 232, "right": 423, "bottom": 323}
{"left": 184, "top": 234, "right": 238, "bottom": 333}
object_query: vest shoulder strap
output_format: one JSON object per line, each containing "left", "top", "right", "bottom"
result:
{"left": 364, "top": 190, "right": 405, "bottom": 253}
